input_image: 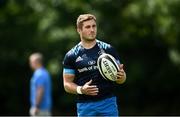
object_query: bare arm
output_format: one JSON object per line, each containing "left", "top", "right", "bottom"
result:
{"left": 63, "top": 73, "right": 99, "bottom": 95}
{"left": 63, "top": 74, "right": 78, "bottom": 94}
{"left": 35, "top": 86, "right": 44, "bottom": 107}
{"left": 30, "top": 84, "right": 44, "bottom": 115}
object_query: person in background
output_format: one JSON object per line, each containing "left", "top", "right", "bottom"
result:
{"left": 29, "top": 53, "right": 52, "bottom": 116}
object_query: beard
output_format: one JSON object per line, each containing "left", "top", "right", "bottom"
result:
{"left": 82, "top": 34, "right": 96, "bottom": 41}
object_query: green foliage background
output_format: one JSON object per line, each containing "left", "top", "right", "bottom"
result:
{"left": 0, "top": 0, "right": 180, "bottom": 115}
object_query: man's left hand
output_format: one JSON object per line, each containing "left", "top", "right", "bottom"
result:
{"left": 116, "top": 64, "right": 126, "bottom": 84}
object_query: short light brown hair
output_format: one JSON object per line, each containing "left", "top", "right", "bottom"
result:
{"left": 76, "top": 14, "right": 96, "bottom": 29}
{"left": 29, "top": 52, "right": 43, "bottom": 64}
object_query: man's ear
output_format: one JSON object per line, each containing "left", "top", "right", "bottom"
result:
{"left": 77, "top": 28, "right": 81, "bottom": 34}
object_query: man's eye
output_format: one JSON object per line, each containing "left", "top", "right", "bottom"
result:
{"left": 85, "top": 26, "right": 90, "bottom": 28}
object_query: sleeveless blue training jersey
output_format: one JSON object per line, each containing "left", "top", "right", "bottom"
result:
{"left": 63, "top": 39, "right": 121, "bottom": 102}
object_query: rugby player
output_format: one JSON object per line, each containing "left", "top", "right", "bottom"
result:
{"left": 63, "top": 14, "right": 126, "bottom": 116}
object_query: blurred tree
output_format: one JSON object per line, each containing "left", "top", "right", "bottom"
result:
{"left": 0, "top": 0, "right": 180, "bottom": 115}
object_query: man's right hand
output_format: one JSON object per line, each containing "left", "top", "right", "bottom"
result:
{"left": 81, "top": 79, "right": 99, "bottom": 96}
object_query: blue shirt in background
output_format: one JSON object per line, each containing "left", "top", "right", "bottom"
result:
{"left": 30, "top": 67, "right": 52, "bottom": 111}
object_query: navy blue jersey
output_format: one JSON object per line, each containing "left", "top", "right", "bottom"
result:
{"left": 63, "top": 39, "right": 121, "bottom": 102}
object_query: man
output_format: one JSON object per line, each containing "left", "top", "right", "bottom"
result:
{"left": 29, "top": 53, "right": 52, "bottom": 116}
{"left": 63, "top": 14, "right": 126, "bottom": 116}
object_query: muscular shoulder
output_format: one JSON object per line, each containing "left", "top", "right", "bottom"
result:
{"left": 63, "top": 42, "right": 83, "bottom": 67}
{"left": 65, "top": 42, "right": 82, "bottom": 58}
{"left": 96, "top": 39, "right": 112, "bottom": 50}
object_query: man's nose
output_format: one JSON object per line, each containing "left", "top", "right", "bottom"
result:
{"left": 90, "top": 27, "right": 94, "bottom": 32}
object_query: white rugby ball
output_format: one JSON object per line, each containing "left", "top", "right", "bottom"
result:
{"left": 97, "top": 53, "right": 120, "bottom": 81}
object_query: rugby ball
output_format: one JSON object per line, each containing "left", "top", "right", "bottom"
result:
{"left": 97, "top": 53, "right": 120, "bottom": 81}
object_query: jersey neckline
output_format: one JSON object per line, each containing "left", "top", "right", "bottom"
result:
{"left": 79, "top": 39, "right": 98, "bottom": 50}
